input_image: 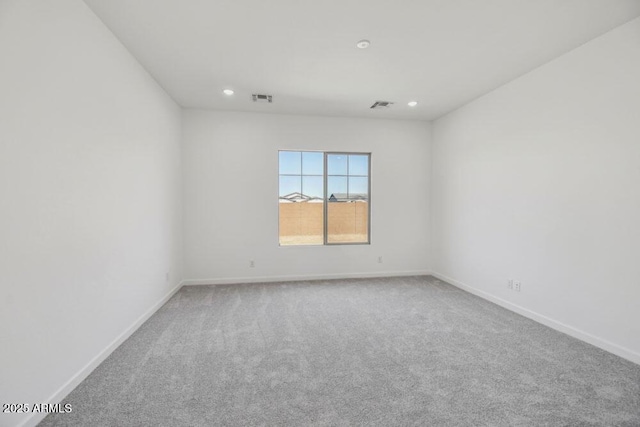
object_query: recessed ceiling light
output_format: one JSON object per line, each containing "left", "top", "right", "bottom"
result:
{"left": 223, "top": 89, "right": 234, "bottom": 96}
{"left": 408, "top": 101, "right": 418, "bottom": 107}
{"left": 356, "top": 39, "right": 370, "bottom": 49}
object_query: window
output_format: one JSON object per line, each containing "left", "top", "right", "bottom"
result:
{"left": 279, "top": 151, "right": 370, "bottom": 246}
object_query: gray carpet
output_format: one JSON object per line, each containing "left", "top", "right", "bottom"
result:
{"left": 40, "top": 276, "right": 640, "bottom": 426}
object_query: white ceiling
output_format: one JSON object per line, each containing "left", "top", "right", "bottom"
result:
{"left": 83, "top": 0, "right": 640, "bottom": 121}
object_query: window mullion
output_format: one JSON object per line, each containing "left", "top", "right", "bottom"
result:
{"left": 323, "top": 152, "right": 328, "bottom": 245}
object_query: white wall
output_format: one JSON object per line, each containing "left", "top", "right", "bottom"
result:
{"left": 183, "top": 110, "right": 431, "bottom": 283}
{"left": 430, "top": 17, "right": 640, "bottom": 363}
{"left": 0, "top": 1, "right": 183, "bottom": 426}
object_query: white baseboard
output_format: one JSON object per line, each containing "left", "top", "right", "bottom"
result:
{"left": 430, "top": 271, "right": 640, "bottom": 366}
{"left": 17, "top": 281, "right": 185, "bottom": 427}
{"left": 183, "top": 270, "right": 432, "bottom": 286}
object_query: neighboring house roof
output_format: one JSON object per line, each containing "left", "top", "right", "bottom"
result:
{"left": 279, "top": 192, "right": 368, "bottom": 202}
{"left": 279, "top": 192, "right": 323, "bottom": 203}
{"left": 329, "top": 193, "right": 368, "bottom": 202}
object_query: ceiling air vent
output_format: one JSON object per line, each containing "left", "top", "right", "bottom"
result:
{"left": 252, "top": 94, "right": 273, "bottom": 103}
{"left": 370, "top": 101, "right": 394, "bottom": 109}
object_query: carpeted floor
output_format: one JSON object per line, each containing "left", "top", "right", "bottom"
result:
{"left": 41, "top": 276, "right": 640, "bottom": 426}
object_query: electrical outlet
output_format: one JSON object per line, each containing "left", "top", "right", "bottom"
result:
{"left": 378, "top": 256, "right": 383, "bottom": 264}
{"left": 514, "top": 281, "right": 521, "bottom": 292}
{"left": 165, "top": 272, "right": 169, "bottom": 282}
{"left": 507, "top": 279, "right": 513, "bottom": 290}
{"left": 250, "top": 260, "right": 255, "bottom": 268}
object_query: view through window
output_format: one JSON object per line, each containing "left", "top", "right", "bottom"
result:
{"left": 279, "top": 151, "right": 370, "bottom": 246}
